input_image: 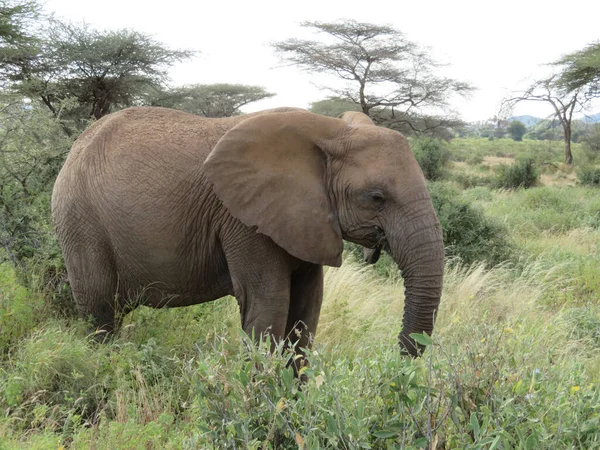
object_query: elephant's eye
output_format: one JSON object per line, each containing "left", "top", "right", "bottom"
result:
{"left": 368, "top": 190, "right": 386, "bottom": 204}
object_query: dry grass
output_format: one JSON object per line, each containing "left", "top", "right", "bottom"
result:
{"left": 540, "top": 171, "right": 577, "bottom": 187}
{"left": 318, "top": 260, "right": 404, "bottom": 349}
{"left": 483, "top": 156, "right": 514, "bottom": 166}
{"left": 318, "top": 256, "right": 569, "bottom": 351}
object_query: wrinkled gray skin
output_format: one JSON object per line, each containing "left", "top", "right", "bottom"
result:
{"left": 52, "top": 107, "right": 444, "bottom": 357}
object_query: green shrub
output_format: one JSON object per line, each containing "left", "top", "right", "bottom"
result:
{"left": 564, "top": 305, "right": 600, "bottom": 349}
{"left": 0, "top": 266, "right": 46, "bottom": 356}
{"left": 495, "top": 157, "right": 539, "bottom": 189}
{"left": 428, "top": 182, "right": 514, "bottom": 266}
{"left": 577, "top": 166, "right": 600, "bottom": 186}
{"left": 465, "top": 154, "right": 484, "bottom": 165}
{"left": 452, "top": 172, "right": 496, "bottom": 189}
{"left": 412, "top": 137, "right": 449, "bottom": 180}
{"left": 463, "top": 186, "right": 494, "bottom": 202}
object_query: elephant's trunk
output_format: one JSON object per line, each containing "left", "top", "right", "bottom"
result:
{"left": 387, "top": 193, "right": 444, "bottom": 356}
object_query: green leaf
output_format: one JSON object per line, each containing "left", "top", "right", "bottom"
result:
{"left": 414, "top": 437, "right": 428, "bottom": 448}
{"left": 525, "top": 433, "right": 538, "bottom": 450}
{"left": 409, "top": 332, "right": 433, "bottom": 346}
{"left": 470, "top": 413, "right": 480, "bottom": 440}
{"left": 373, "top": 430, "right": 398, "bottom": 439}
{"left": 489, "top": 435, "right": 502, "bottom": 450}
{"left": 238, "top": 369, "right": 249, "bottom": 387}
{"left": 282, "top": 366, "right": 294, "bottom": 390}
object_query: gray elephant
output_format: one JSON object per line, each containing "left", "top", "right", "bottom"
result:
{"left": 51, "top": 106, "right": 444, "bottom": 356}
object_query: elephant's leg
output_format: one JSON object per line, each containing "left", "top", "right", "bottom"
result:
{"left": 285, "top": 263, "right": 324, "bottom": 350}
{"left": 224, "top": 232, "right": 299, "bottom": 351}
{"left": 227, "top": 253, "right": 294, "bottom": 349}
{"left": 65, "top": 242, "right": 123, "bottom": 339}
{"left": 235, "top": 279, "right": 292, "bottom": 350}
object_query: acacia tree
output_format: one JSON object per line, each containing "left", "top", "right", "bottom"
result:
{"left": 2, "top": 20, "right": 193, "bottom": 133}
{"left": 308, "top": 96, "right": 361, "bottom": 117}
{"left": 502, "top": 76, "right": 582, "bottom": 164}
{"left": 0, "top": 0, "right": 38, "bottom": 45}
{"left": 555, "top": 41, "right": 600, "bottom": 99}
{"left": 272, "top": 20, "right": 472, "bottom": 132}
{"left": 0, "top": 0, "right": 40, "bottom": 84}
{"left": 151, "top": 83, "right": 274, "bottom": 117}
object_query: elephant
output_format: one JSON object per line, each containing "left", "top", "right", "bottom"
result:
{"left": 51, "top": 106, "right": 444, "bottom": 357}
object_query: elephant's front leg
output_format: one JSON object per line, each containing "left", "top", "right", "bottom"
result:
{"left": 224, "top": 234, "right": 297, "bottom": 350}
{"left": 286, "top": 263, "right": 323, "bottom": 350}
{"left": 236, "top": 280, "right": 292, "bottom": 350}
{"left": 284, "top": 263, "right": 323, "bottom": 377}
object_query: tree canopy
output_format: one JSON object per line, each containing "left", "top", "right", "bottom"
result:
{"left": 555, "top": 41, "right": 600, "bottom": 99}
{"left": 272, "top": 20, "right": 472, "bottom": 133}
{"left": 1, "top": 20, "right": 194, "bottom": 131}
{"left": 308, "top": 97, "right": 361, "bottom": 117}
{"left": 151, "top": 83, "right": 274, "bottom": 117}
{"left": 0, "top": 0, "right": 38, "bottom": 45}
{"left": 0, "top": 0, "right": 40, "bottom": 89}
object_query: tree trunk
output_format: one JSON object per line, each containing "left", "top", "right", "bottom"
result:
{"left": 564, "top": 130, "right": 573, "bottom": 165}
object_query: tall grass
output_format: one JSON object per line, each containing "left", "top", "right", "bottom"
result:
{"left": 448, "top": 138, "right": 584, "bottom": 164}
{"left": 1, "top": 254, "right": 599, "bottom": 448}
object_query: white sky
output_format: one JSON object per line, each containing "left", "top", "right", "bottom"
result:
{"left": 44, "top": 0, "right": 600, "bottom": 122}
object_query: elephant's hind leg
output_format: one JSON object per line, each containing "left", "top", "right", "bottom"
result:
{"left": 64, "top": 242, "right": 122, "bottom": 339}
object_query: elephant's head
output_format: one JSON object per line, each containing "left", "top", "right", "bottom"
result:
{"left": 204, "top": 110, "right": 444, "bottom": 356}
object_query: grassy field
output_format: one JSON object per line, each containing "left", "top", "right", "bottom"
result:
{"left": 1, "top": 138, "right": 600, "bottom": 448}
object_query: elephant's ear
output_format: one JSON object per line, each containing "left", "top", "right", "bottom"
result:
{"left": 204, "top": 111, "right": 347, "bottom": 267}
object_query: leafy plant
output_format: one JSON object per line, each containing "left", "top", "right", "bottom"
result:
{"left": 412, "top": 137, "right": 450, "bottom": 180}
{"left": 577, "top": 166, "right": 600, "bottom": 186}
{"left": 428, "top": 182, "right": 514, "bottom": 266}
{"left": 495, "top": 158, "right": 539, "bottom": 189}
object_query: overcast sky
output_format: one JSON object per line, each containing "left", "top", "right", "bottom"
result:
{"left": 44, "top": 0, "right": 600, "bottom": 122}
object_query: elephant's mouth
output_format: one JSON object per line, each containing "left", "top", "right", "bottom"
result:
{"left": 349, "top": 225, "right": 388, "bottom": 250}
{"left": 372, "top": 226, "right": 389, "bottom": 252}
{"left": 361, "top": 227, "right": 390, "bottom": 265}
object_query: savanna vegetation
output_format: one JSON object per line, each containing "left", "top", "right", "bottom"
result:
{"left": 1, "top": 1, "right": 600, "bottom": 448}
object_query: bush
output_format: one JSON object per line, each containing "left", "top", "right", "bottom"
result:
{"left": 0, "top": 266, "right": 46, "bottom": 356}
{"left": 411, "top": 137, "right": 449, "bottom": 180}
{"left": 495, "top": 157, "right": 539, "bottom": 189}
{"left": 465, "top": 154, "right": 484, "bottom": 165}
{"left": 452, "top": 172, "right": 496, "bottom": 190}
{"left": 577, "top": 166, "right": 600, "bottom": 186}
{"left": 428, "top": 182, "right": 514, "bottom": 266}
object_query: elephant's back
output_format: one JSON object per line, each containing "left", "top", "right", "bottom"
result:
{"left": 72, "top": 107, "right": 231, "bottom": 169}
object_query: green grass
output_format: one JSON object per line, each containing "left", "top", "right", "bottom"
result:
{"left": 471, "top": 186, "right": 600, "bottom": 236}
{"left": 448, "top": 138, "right": 585, "bottom": 165}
